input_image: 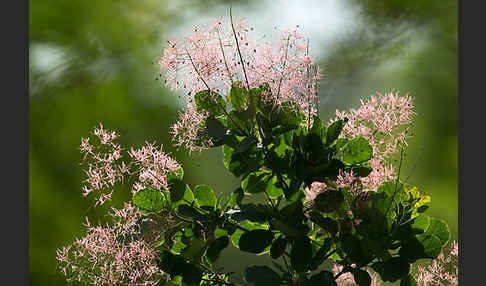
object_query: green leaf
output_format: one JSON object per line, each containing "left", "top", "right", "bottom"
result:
{"left": 425, "top": 218, "right": 450, "bottom": 246}
{"left": 305, "top": 271, "right": 337, "bottom": 286}
{"left": 372, "top": 258, "right": 410, "bottom": 282}
{"left": 222, "top": 144, "right": 264, "bottom": 178}
{"left": 232, "top": 203, "right": 270, "bottom": 223}
{"left": 167, "top": 168, "right": 184, "bottom": 182}
{"left": 205, "top": 116, "right": 231, "bottom": 146}
{"left": 326, "top": 118, "right": 348, "bottom": 145}
{"left": 314, "top": 190, "right": 344, "bottom": 213}
{"left": 333, "top": 138, "right": 348, "bottom": 150}
{"left": 193, "top": 185, "right": 216, "bottom": 208}
{"left": 132, "top": 187, "right": 165, "bottom": 212}
{"left": 341, "top": 137, "right": 373, "bottom": 165}
{"left": 181, "top": 238, "right": 205, "bottom": 260}
{"left": 309, "top": 212, "right": 338, "bottom": 235}
{"left": 168, "top": 179, "right": 187, "bottom": 203}
{"left": 206, "top": 236, "right": 229, "bottom": 263}
{"left": 245, "top": 266, "right": 281, "bottom": 286}
{"left": 226, "top": 187, "right": 244, "bottom": 209}
{"left": 177, "top": 204, "right": 202, "bottom": 219}
{"left": 290, "top": 237, "right": 313, "bottom": 273}
{"left": 194, "top": 90, "right": 226, "bottom": 116}
{"left": 230, "top": 223, "right": 266, "bottom": 248}
{"left": 270, "top": 235, "right": 288, "bottom": 259}
{"left": 242, "top": 170, "right": 272, "bottom": 194}
{"left": 239, "top": 229, "right": 274, "bottom": 254}
{"left": 157, "top": 251, "right": 202, "bottom": 285}
{"left": 230, "top": 80, "right": 248, "bottom": 110}
{"left": 234, "top": 136, "right": 254, "bottom": 153}
{"left": 417, "top": 234, "right": 442, "bottom": 258}
{"left": 265, "top": 175, "right": 284, "bottom": 198}
{"left": 352, "top": 269, "right": 372, "bottom": 286}
{"left": 411, "top": 214, "right": 430, "bottom": 234}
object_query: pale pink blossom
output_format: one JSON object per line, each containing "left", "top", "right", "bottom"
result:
{"left": 159, "top": 18, "right": 321, "bottom": 150}
{"left": 128, "top": 141, "right": 182, "bottom": 191}
{"left": 80, "top": 124, "right": 182, "bottom": 205}
{"left": 80, "top": 124, "right": 128, "bottom": 206}
{"left": 330, "top": 92, "right": 415, "bottom": 191}
{"left": 336, "top": 170, "right": 360, "bottom": 194}
{"left": 56, "top": 203, "right": 166, "bottom": 285}
{"left": 415, "top": 241, "right": 459, "bottom": 286}
{"left": 304, "top": 181, "right": 329, "bottom": 202}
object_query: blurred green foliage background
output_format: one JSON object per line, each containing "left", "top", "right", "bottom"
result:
{"left": 29, "top": 0, "right": 457, "bottom": 285}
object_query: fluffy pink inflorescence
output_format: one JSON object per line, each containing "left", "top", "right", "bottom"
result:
{"left": 80, "top": 123, "right": 130, "bottom": 206}
{"left": 331, "top": 92, "right": 415, "bottom": 192}
{"left": 80, "top": 123, "right": 182, "bottom": 205}
{"left": 332, "top": 264, "right": 381, "bottom": 286}
{"left": 159, "top": 18, "right": 321, "bottom": 151}
{"left": 170, "top": 103, "right": 212, "bottom": 152}
{"left": 56, "top": 203, "right": 165, "bottom": 286}
{"left": 128, "top": 141, "right": 182, "bottom": 193}
{"left": 415, "top": 241, "right": 459, "bottom": 286}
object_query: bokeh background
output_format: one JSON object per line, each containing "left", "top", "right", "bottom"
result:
{"left": 29, "top": 0, "right": 457, "bottom": 285}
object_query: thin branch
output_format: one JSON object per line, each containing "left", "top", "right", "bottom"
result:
{"left": 229, "top": 7, "right": 250, "bottom": 91}
{"left": 217, "top": 27, "right": 234, "bottom": 85}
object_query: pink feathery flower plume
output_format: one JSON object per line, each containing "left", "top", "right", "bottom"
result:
{"left": 331, "top": 92, "right": 415, "bottom": 191}
{"left": 80, "top": 123, "right": 182, "bottom": 205}
{"left": 159, "top": 17, "right": 321, "bottom": 151}
{"left": 56, "top": 203, "right": 166, "bottom": 285}
{"left": 80, "top": 123, "right": 129, "bottom": 206}
{"left": 415, "top": 241, "right": 459, "bottom": 286}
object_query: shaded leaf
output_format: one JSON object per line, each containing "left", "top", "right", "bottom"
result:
{"left": 239, "top": 229, "right": 274, "bottom": 254}
{"left": 245, "top": 266, "right": 281, "bottom": 286}
{"left": 291, "top": 237, "right": 313, "bottom": 273}
{"left": 206, "top": 236, "right": 229, "bottom": 263}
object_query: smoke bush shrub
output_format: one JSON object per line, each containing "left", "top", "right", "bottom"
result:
{"left": 57, "top": 13, "right": 457, "bottom": 286}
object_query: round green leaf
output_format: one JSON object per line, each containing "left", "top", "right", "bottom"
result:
{"left": 168, "top": 179, "right": 186, "bottom": 203}
{"left": 425, "top": 218, "right": 450, "bottom": 246}
{"left": 132, "top": 186, "right": 165, "bottom": 212}
{"left": 238, "top": 229, "right": 274, "bottom": 254}
{"left": 231, "top": 223, "right": 267, "bottom": 248}
{"left": 193, "top": 185, "right": 216, "bottom": 208}
{"left": 326, "top": 118, "right": 347, "bottom": 146}
{"left": 341, "top": 137, "right": 373, "bottom": 165}
{"left": 206, "top": 236, "right": 229, "bottom": 263}
{"left": 352, "top": 269, "right": 372, "bottom": 286}
{"left": 314, "top": 190, "right": 344, "bottom": 213}
{"left": 230, "top": 80, "right": 248, "bottom": 110}
{"left": 270, "top": 235, "right": 288, "bottom": 259}
{"left": 411, "top": 214, "right": 430, "bottom": 234}
{"left": 226, "top": 187, "right": 244, "bottom": 209}
{"left": 417, "top": 234, "right": 442, "bottom": 258}
{"left": 242, "top": 170, "right": 272, "bottom": 194}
